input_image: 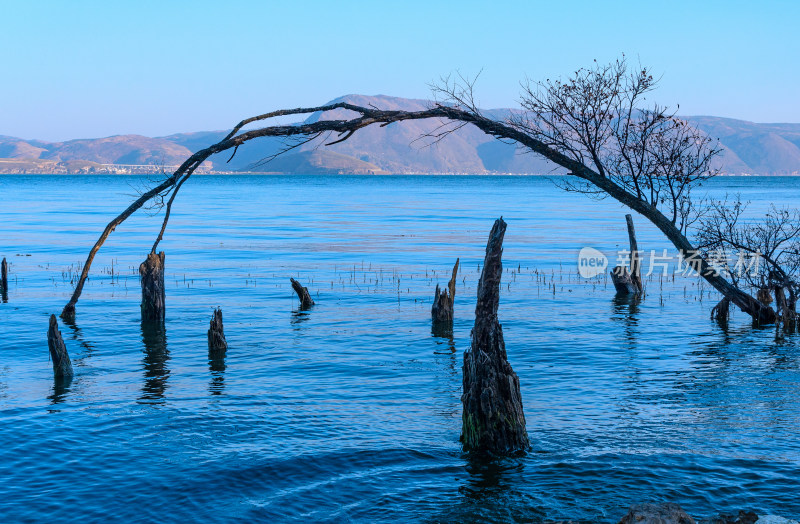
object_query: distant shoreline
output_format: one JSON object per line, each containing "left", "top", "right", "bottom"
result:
{"left": 2, "top": 171, "right": 799, "bottom": 177}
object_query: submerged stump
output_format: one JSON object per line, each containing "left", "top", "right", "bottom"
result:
{"left": 47, "top": 314, "right": 73, "bottom": 378}
{"left": 208, "top": 307, "right": 227, "bottom": 352}
{"left": 140, "top": 251, "right": 166, "bottom": 323}
{"left": 611, "top": 215, "right": 643, "bottom": 296}
{"left": 711, "top": 297, "right": 731, "bottom": 325}
{"left": 625, "top": 214, "right": 643, "bottom": 294}
{"left": 461, "top": 218, "right": 529, "bottom": 455}
{"left": 611, "top": 266, "right": 639, "bottom": 294}
{"left": 1, "top": 257, "right": 7, "bottom": 291}
{"left": 290, "top": 278, "right": 315, "bottom": 309}
{"left": 432, "top": 258, "right": 459, "bottom": 324}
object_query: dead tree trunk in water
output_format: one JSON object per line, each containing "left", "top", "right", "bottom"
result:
{"left": 711, "top": 297, "right": 731, "bottom": 324}
{"left": 60, "top": 88, "right": 777, "bottom": 325}
{"left": 461, "top": 218, "right": 529, "bottom": 455}
{"left": 775, "top": 287, "right": 798, "bottom": 333}
{"left": 290, "top": 278, "right": 315, "bottom": 308}
{"left": 1, "top": 257, "right": 7, "bottom": 302}
{"left": 208, "top": 308, "right": 227, "bottom": 352}
{"left": 1, "top": 257, "right": 7, "bottom": 291}
{"left": 432, "top": 258, "right": 459, "bottom": 323}
{"left": 611, "top": 215, "right": 643, "bottom": 296}
{"left": 626, "top": 214, "right": 643, "bottom": 294}
{"left": 47, "top": 315, "right": 73, "bottom": 378}
{"left": 611, "top": 267, "right": 639, "bottom": 295}
{"left": 140, "top": 252, "right": 166, "bottom": 323}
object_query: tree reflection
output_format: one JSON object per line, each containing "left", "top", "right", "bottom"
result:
{"left": 140, "top": 321, "right": 169, "bottom": 403}
{"left": 48, "top": 374, "right": 73, "bottom": 405}
{"left": 209, "top": 345, "right": 226, "bottom": 396}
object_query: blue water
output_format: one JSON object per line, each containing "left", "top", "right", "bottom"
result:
{"left": 1, "top": 174, "right": 799, "bottom": 522}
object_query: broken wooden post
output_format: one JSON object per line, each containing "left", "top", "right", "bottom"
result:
{"left": 139, "top": 251, "right": 166, "bottom": 322}
{"left": 47, "top": 314, "right": 73, "bottom": 378}
{"left": 611, "top": 214, "right": 643, "bottom": 295}
{"left": 461, "top": 218, "right": 529, "bottom": 455}
{"left": 1, "top": 257, "right": 7, "bottom": 291}
{"left": 208, "top": 307, "right": 227, "bottom": 352}
{"left": 290, "top": 277, "right": 315, "bottom": 308}
{"left": 432, "top": 258, "right": 459, "bottom": 323}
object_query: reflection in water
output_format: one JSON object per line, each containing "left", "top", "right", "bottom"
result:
{"left": 48, "top": 374, "right": 73, "bottom": 405}
{"left": 431, "top": 325, "right": 460, "bottom": 420}
{"left": 140, "top": 322, "right": 169, "bottom": 403}
{"left": 439, "top": 457, "right": 543, "bottom": 523}
{"left": 209, "top": 346, "right": 227, "bottom": 396}
{"left": 431, "top": 322, "right": 455, "bottom": 352}
{"left": 611, "top": 294, "right": 641, "bottom": 347}
{"left": 62, "top": 317, "right": 95, "bottom": 367}
{"left": 48, "top": 317, "right": 84, "bottom": 405}
{"left": 290, "top": 310, "right": 311, "bottom": 329}
{"left": 1, "top": 287, "right": 7, "bottom": 303}
{"left": 681, "top": 325, "right": 800, "bottom": 428}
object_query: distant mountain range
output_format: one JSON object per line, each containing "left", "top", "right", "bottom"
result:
{"left": 2, "top": 95, "right": 799, "bottom": 175}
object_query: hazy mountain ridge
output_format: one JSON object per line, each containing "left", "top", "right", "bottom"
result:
{"left": 2, "top": 95, "right": 799, "bottom": 174}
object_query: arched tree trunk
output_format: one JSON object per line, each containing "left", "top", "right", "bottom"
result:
{"left": 461, "top": 218, "right": 529, "bottom": 455}
{"left": 58, "top": 98, "right": 776, "bottom": 326}
{"left": 140, "top": 252, "right": 166, "bottom": 323}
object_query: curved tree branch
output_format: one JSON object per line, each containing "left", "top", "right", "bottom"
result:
{"left": 62, "top": 97, "right": 777, "bottom": 324}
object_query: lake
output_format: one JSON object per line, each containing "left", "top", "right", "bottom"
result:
{"left": 1, "top": 174, "right": 799, "bottom": 522}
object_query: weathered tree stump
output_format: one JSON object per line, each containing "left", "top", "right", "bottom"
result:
{"left": 47, "top": 314, "right": 73, "bottom": 378}
{"left": 139, "top": 251, "right": 166, "bottom": 322}
{"left": 626, "top": 214, "right": 643, "bottom": 294}
{"left": 432, "top": 258, "right": 459, "bottom": 323}
{"left": 611, "top": 215, "right": 643, "bottom": 296}
{"left": 461, "top": 218, "right": 529, "bottom": 455}
{"left": 1, "top": 257, "right": 7, "bottom": 291}
{"left": 208, "top": 307, "right": 227, "bottom": 352}
{"left": 290, "top": 277, "right": 315, "bottom": 309}
{"left": 611, "top": 266, "right": 639, "bottom": 294}
{"left": 711, "top": 296, "right": 731, "bottom": 324}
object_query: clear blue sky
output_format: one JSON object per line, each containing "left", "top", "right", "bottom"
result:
{"left": 2, "top": 0, "right": 798, "bottom": 141}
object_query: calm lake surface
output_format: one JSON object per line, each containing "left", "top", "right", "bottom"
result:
{"left": 1, "top": 174, "right": 799, "bottom": 522}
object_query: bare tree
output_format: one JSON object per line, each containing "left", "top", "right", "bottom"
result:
{"left": 697, "top": 196, "right": 799, "bottom": 330}
{"left": 61, "top": 58, "right": 780, "bottom": 325}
